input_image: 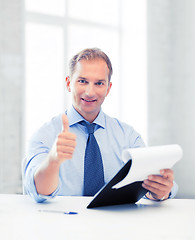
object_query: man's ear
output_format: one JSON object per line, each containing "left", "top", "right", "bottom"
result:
{"left": 65, "top": 76, "right": 71, "bottom": 92}
{"left": 106, "top": 82, "right": 112, "bottom": 97}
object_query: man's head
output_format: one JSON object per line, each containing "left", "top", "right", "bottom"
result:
{"left": 69, "top": 48, "right": 113, "bottom": 81}
{"left": 66, "top": 48, "right": 113, "bottom": 123}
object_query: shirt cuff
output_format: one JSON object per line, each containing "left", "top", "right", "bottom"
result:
{"left": 168, "top": 180, "right": 178, "bottom": 199}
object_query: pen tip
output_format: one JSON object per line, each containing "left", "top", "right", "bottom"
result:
{"left": 68, "top": 212, "right": 78, "bottom": 215}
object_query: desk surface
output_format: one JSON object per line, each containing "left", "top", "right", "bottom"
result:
{"left": 0, "top": 194, "right": 194, "bottom": 240}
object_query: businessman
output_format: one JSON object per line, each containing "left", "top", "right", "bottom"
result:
{"left": 23, "top": 48, "right": 176, "bottom": 202}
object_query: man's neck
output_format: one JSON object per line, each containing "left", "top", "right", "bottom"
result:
{"left": 72, "top": 105, "right": 100, "bottom": 123}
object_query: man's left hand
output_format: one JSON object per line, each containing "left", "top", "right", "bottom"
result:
{"left": 142, "top": 169, "right": 174, "bottom": 200}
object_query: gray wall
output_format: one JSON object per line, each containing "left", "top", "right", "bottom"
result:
{"left": 0, "top": 0, "right": 24, "bottom": 193}
{"left": 148, "top": 0, "right": 195, "bottom": 198}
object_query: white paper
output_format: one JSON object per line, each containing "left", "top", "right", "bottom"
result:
{"left": 112, "top": 144, "right": 183, "bottom": 189}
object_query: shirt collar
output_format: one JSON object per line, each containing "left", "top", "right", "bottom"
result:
{"left": 66, "top": 105, "right": 105, "bottom": 129}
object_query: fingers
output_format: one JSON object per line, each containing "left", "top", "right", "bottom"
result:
{"left": 142, "top": 169, "right": 174, "bottom": 200}
{"left": 143, "top": 176, "right": 173, "bottom": 192}
{"left": 62, "top": 114, "right": 69, "bottom": 132}
{"left": 160, "top": 169, "right": 174, "bottom": 181}
{"left": 56, "top": 131, "right": 76, "bottom": 162}
{"left": 143, "top": 185, "right": 168, "bottom": 200}
{"left": 142, "top": 181, "right": 168, "bottom": 200}
{"left": 52, "top": 114, "right": 77, "bottom": 163}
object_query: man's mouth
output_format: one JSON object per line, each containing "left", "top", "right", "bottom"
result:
{"left": 81, "top": 98, "right": 96, "bottom": 103}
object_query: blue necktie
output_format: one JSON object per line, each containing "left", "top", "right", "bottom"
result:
{"left": 81, "top": 121, "right": 105, "bottom": 196}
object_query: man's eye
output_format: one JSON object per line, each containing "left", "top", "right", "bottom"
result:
{"left": 78, "top": 80, "right": 87, "bottom": 83}
{"left": 96, "top": 82, "right": 104, "bottom": 86}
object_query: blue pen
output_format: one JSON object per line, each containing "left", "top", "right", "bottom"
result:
{"left": 39, "top": 209, "right": 78, "bottom": 215}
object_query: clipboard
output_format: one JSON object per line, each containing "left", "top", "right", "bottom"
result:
{"left": 87, "top": 159, "right": 148, "bottom": 208}
{"left": 87, "top": 144, "right": 183, "bottom": 209}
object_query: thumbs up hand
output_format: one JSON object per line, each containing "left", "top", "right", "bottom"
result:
{"left": 53, "top": 114, "right": 77, "bottom": 164}
{"left": 34, "top": 114, "right": 77, "bottom": 195}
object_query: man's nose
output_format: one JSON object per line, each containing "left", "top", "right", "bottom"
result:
{"left": 85, "top": 83, "right": 95, "bottom": 97}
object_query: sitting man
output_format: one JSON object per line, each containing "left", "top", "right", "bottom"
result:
{"left": 23, "top": 48, "right": 177, "bottom": 202}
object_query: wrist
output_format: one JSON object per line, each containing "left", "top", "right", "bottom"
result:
{"left": 146, "top": 192, "right": 169, "bottom": 201}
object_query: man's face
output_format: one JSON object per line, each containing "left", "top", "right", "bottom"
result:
{"left": 66, "top": 59, "right": 112, "bottom": 122}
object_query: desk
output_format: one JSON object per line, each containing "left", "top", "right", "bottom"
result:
{"left": 0, "top": 194, "right": 194, "bottom": 240}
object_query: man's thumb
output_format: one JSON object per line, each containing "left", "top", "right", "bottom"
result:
{"left": 62, "top": 114, "right": 69, "bottom": 132}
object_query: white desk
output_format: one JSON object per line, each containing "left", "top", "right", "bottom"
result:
{"left": 0, "top": 194, "right": 194, "bottom": 240}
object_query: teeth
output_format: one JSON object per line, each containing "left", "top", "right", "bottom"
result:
{"left": 82, "top": 98, "right": 95, "bottom": 102}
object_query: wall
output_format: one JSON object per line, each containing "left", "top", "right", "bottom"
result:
{"left": 0, "top": 0, "right": 24, "bottom": 193}
{"left": 1, "top": 0, "right": 195, "bottom": 198}
{"left": 147, "top": 0, "right": 195, "bottom": 198}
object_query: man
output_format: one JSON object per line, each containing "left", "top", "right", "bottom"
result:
{"left": 23, "top": 48, "right": 177, "bottom": 202}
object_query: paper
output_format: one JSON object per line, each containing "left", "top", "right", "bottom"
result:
{"left": 113, "top": 144, "right": 183, "bottom": 189}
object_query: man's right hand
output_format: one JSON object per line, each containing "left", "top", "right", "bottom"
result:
{"left": 34, "top": 114, "right": 76, "bottom": 195}
{"left": 52, "top": 114, "right": 77, "bottom": 164}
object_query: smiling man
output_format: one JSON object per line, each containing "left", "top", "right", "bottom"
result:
{"left": 66, "top": 57, "right": 112, "bottom": 123}
{"left": 23, "top": 48, "right": 177, "bottom": 202}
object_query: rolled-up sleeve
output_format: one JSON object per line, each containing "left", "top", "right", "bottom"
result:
{"left": 23, "top": 115, "right": 62, "bottom": 202}
{"left": 24, "top": 153, "right": 61, "bottom": 203}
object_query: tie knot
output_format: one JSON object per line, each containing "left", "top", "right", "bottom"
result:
{"left": 80, "top": 121, "right": 95, "bottom": 134}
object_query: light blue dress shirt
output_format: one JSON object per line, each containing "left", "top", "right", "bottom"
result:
{"left": 23, "top": 105, "right": 178, "bottom": 202}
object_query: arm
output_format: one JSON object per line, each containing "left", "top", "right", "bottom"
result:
{"left": 142, "top": 169, "right": 174, "bottom": 200}
{"left": 34, "top": 114, "right": 76, "bottom": 196}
